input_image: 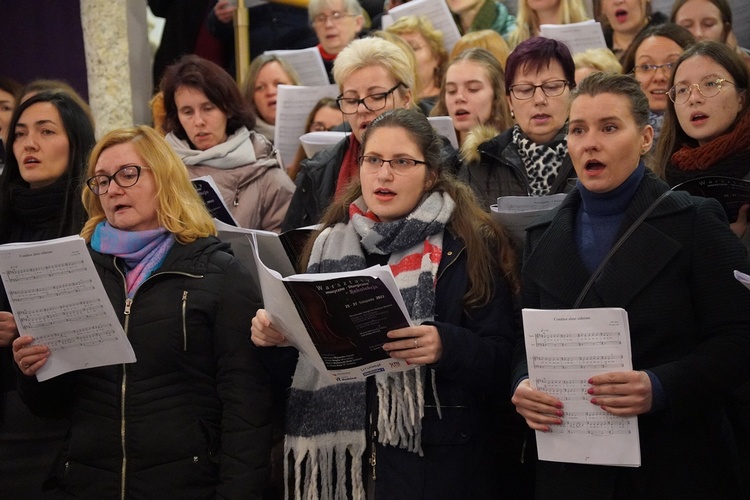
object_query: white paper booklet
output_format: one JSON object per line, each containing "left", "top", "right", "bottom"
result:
{"left": 0, "top": 236, "right": 136, "bottom": 381}
{"left": 539, "top": 20, "right": 607, "bottom": 54}
{"left": 265, "top": 47, "right": 330, "bottom": 86}
{"left": 427, "top": 116, "right": 458, "bottom": 150}
{"left": 300, "top": 131, "right": 349, "bottom": 159}
{"left": 386, "top": 0, "right": 461, "bottom": 52}
{"left": 522, "top": 307, "right": 640, "bottom": 467}
{"left": 274, "top": 84, "right": 340, "bottom": 168}
{"left": 734, "top": 270, "right": 750, "bottom": 291}
{"left": 490, "top": 193, "right": 567, "bottom": 244}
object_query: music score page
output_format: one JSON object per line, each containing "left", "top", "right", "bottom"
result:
{"left": 0, "top": 236, "right": 135, "bottom": 381}
{"left": 522, "top": 308, "right": 640, "bottom": 466}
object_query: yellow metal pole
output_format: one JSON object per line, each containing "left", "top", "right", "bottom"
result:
{"left": 234, "top": 0, "right": 250, "bottom": 85}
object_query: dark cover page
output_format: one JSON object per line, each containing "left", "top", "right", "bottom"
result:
{"left": 192, "top": 179, "right": 237, "bottom": 226}
{"left": 283, "top": 276, "right": 410, "bottom": 371}
{"left": 672, "top": 176, "right": 750, "bottom": 223}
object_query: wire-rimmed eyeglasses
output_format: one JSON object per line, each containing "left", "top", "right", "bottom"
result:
{"left": 632, "top": 62, "right": 676, "bottom": 77}
{"left": 86, "top": 165, "right": 147, "bottom": 196}
{"left": 336, "top": 83, "right": 403, "bottom": 115}
{"left": 358, "top": 155, "right": 426, "bottom": 175}
{"left": 668, "top": 77, "right": 737, "bottom": 104}
{"left": 508, "top": 80, "right": 570, "bottom": 100}
{"left": 312, "top": 11, "right": 356, "bottom": 26}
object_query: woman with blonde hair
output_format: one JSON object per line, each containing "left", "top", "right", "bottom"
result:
{"left": 13, "top": 125, "right": 272, "bottom": 499}
{"left": 242, "top": 54, "right": 301, "bottom": 142}
{"left": 431, "top": 48, "right": 513, "bottom": 148}
{"left": 450, "top": 29, "right": 512, "bottom": 67}
{"left": 386, "top": 16, "right": 448, "bottom": 107}
{"left": 573, "top": 47, "right": 623, "bottom": 84}
{"left": 507, "top": 0, "right": 589, "bottom": 48}
{"left": 282, "top": 36, "right": 416, "bottom": 230}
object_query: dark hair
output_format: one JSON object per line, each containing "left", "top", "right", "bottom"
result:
{"left": 670, "top": 0, "right": 733, "bottom": 41}
{"left": 0, "top": 91, "right": 95, "bottom": 240}
{"left": 431, "top": 48, "right": 513, "bottom": 134}
{"left": 504, "top": 37, "right": 576, "bottom": 93}
{"left": 0, "top": 77, "right": 22, "bottom": 101}
{"left": 160, "top": 54, "right": 255, "bottom": 144}
{"left": 302, "top": 108, "right": 519, "bottom": 306}
{"left": 19, "top": 79, "right": 94, "bottom": 126}
{"left": 305, "top": 97, "right": 340, "bottom": 132}
{"left": 573, "top": 72, "right": 652, "bottom": 128}
{"left": 621, "top": 23, "right": 696, "bottom": 74}
{"left": 653, "top": 41, "right": 749, "bottom": 177}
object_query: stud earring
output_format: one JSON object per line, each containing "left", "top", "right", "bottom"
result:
{"left": 511, "top": 110, "right": 515, "bottom": 118}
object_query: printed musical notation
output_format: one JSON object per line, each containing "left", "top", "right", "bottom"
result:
{"left": 5, "top": 260, "right": 87, "bottom": 283}
{"left": 532, "top": 354, "right": 626, "bottom": 370}
{"left": 522, "top": 308, "right": 640, "bottom": 467}
{"left": 532, "top": 330, "right": 622, "bottom": 347}
{"left": 10, "top": 278, "right": 96, "bottom": 303}
{"left": 0, "top": 236, "right": 136, "bottom": 381}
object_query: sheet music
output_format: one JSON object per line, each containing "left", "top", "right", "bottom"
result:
{"left": 539, "top": 21, "right": 607, "bottom": 54}
{"left": 265, "top": 47, "right": 330, "bottom": 86}
{"left": 490, "top": 194, "right": 567, "bottom": 244}
{"left": 522, "top": 308, "right": 640, "bottom": 466}
{"left": 300, "top": 131, "right": 349, "bottom": 159}
{"left": 427, "top": 116, "right": 458, "bottom": 150}
{"left": 735, "top": 270, "right": 750, "bottom": 291}
{"left": 387, "top": 0, "right": 461, "bottom": 52}
{"left": 274, "top": 84, "right": 340, "bottom": 168}
{"left": 0, "top": 236, "right": 136, "bottom": 381}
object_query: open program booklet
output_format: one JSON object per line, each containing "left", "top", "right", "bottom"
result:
{"left": 0, "top": 236, "right": 136, "bottom": 381}
{"left": 216, "top": 222, "right": 414, "bottom": 382}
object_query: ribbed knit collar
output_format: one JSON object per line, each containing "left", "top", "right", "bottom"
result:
{"left": 577, "top": 162, "right": 645, "bottom": 216}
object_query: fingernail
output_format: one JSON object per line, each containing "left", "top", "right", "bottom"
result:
{"left": 588, "top": 378, "right": 593, "bottom": 384}
{"left": 587, "top": 387, "right": 594, "bottom": 395}
{"left": 555, "top": 410, "right": 563, "bottom": 417}
{"left": 555, "top": 401, "right": 564, "bottom": 409}
{"left": 590, "top": 398, "right": 597, "bottom": 404}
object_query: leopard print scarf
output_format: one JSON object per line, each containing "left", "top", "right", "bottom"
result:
{"left": 513, "top": 125, "right": 568, "bottom": 196}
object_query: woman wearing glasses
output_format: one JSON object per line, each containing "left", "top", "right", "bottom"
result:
{"left": 282, "top": 37, "right": 416, "bottom": 231}
{"left": 309, "top": 0, "right": 366, "bottom": 82}
{"left": 512, "top": 70, "right": 750, "bottom": 500}
{"left": 12, "top": 126, "right": 272, "bottom": 499}
{"left": 655, "top": 41, "right": 750, "bottom": 242}
{"left": 0, "top": 91, "right": 94, "bottom": 499}
{"left": 459, "top": 37, "right": 578, "bottom": 209}
{"left": 621, "top": 23, "right": 695, "bottom": 144}
{"left": 253, "top": 108, "right": 520, "bottom": 499}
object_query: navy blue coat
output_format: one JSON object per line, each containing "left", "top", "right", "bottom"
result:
{"left": 371, "top": 230, "right": 524, "bottom": 499}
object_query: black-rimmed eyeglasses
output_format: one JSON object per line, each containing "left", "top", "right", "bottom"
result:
{"left": 86, "top": 165, "right": 147, "bottom": 196}
{"left": 358, "top": 155, "right": 426, "bottom": 174}
{"left": 508, "top": 80, "right": 570, "bottom": 100}
{"left": 336, "top": 83, "right": 403, "bottom": 114}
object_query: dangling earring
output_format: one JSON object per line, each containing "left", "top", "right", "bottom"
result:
{"left": 511, "top": 110, "right": 515, "bottom": 118}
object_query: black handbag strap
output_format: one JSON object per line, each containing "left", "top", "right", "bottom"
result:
{"left": 573, "top": 190, "right": 672, "bottom": 308}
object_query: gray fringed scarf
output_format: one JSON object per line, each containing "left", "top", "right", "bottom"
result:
{"left": 285, "top": 191, "right": 455, "bottom": 500}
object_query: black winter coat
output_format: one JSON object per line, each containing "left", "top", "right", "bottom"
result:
{"left": 369, "top": 231, "right": 526, "bottom": 499}
{"left": 459, "top": 127, "right": 576, "bottom": 209}
{"left": 17, "top": 236, "right": 273, "bottom": 500}
{"left": 516, "top": 174, "right": 750, "bottom": 499}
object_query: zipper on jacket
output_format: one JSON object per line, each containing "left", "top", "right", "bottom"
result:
{"left": 111, "top": 254, "right": 204, "bottom": 500}
{"left": 181, "top": 291, "right": 188, "bottom": 351}
{"left": 369, "top": 419, "right": 377, "bottom": 481}
{"left": 120, "top": 297, "right": 132, "bottom": 500}
{"left": 234, "top": 188, "right": 240, "bottom": 207}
